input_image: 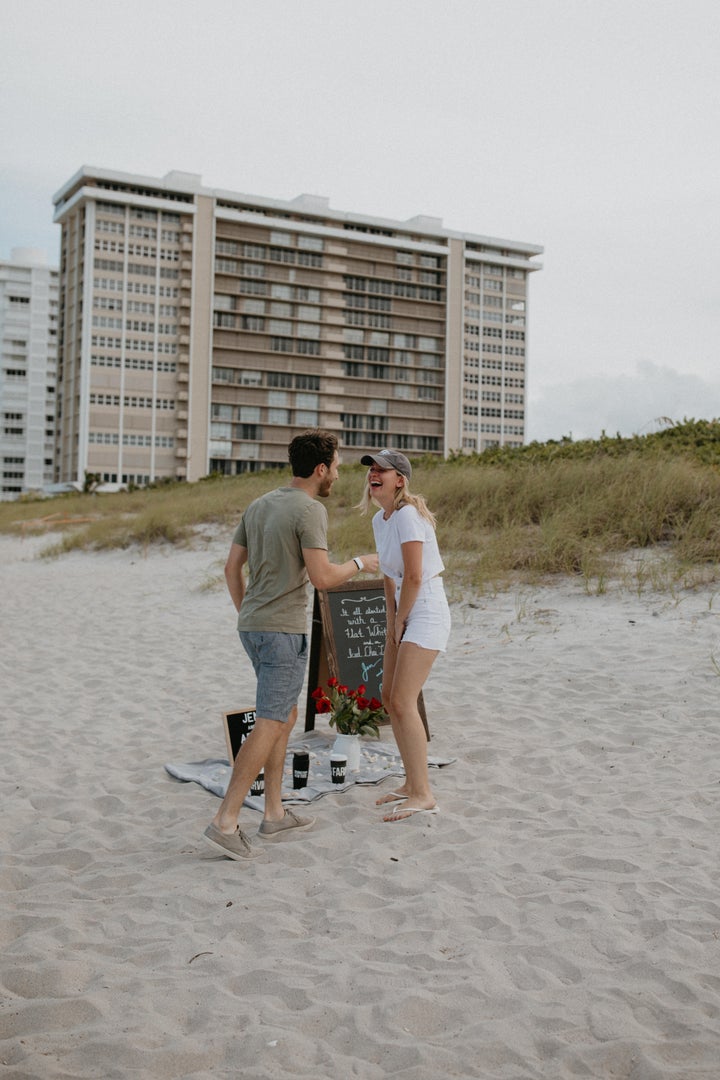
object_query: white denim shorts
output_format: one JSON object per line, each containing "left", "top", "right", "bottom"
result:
{"left": 398, "top": 576, "right": 451, "bottom": 652}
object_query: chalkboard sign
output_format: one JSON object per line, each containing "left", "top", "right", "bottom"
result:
{"left": 304, "top": 580, "right": 428, "bottom": 739}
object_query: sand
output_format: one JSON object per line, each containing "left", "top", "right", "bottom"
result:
{"left": 2, "top": 533, "right": 720, "bottom": 1079}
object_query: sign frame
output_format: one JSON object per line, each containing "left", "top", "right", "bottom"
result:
{"left": 304, "top": 580, "right": 428, "bottom": 740}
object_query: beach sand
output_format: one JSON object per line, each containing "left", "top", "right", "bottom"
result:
{"left": 2, "top": 534, "right": 720, "bottom": 1079}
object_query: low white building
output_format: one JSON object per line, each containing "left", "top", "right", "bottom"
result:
{"left": 0, "top": 248, "right": 58, "bottom": 499}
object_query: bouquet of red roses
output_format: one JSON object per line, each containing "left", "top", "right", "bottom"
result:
{"left": 311, "top": 678, "right": 386, "bottom": 736}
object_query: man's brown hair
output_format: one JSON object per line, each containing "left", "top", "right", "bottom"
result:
{"left": 288, "top": 429, "right": 339, "bottom": 477}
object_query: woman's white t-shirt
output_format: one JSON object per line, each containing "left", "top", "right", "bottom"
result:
{"left": 371, "top": 504, "right": 444, "bottom": 589}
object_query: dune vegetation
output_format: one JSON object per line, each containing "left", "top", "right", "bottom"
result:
{"left": 2, "top": 419, "right": 719, "bottom": 595}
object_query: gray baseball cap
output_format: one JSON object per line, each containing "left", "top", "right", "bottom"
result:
{"left": 360, "top": 449, "right": 412, "bottom": 479}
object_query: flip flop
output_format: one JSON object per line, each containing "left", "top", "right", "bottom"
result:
{"left": 375, "top": 791, "right": 409, "bottom": 806}
{"left": 383, "top": 805, "right": 439, "bottom": 823}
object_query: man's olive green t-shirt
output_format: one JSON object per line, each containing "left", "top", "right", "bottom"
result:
{"left": 232, "top": 486, "right": 328, "bottom": 633}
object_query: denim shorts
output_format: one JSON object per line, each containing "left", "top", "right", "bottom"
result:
{"left": 238, "top": 631, "right": 309, "bottom": 722}
{"left": 399, "top": 577, "right": 451, "bottom": 652}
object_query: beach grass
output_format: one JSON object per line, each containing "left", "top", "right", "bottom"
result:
{"left": 3, "top": 419, "right": 719, "bottom": 593}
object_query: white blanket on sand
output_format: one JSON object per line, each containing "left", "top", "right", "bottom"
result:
{"left": 165, "top": 730, "right": 454, "bottom": 812}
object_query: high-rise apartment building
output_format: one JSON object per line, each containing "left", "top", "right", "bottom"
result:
{"left": 0, "top": 248, "right": 58, "bottom": 499}
{"left": 52, "top": 167, "right": 542, "bottom": 486}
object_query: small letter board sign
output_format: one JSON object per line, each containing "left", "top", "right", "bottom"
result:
{"left": 222, "top": 707, "right": 256, "bottom": 763}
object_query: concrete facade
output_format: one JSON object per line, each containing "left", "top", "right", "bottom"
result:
{"left": 52, "top": 167, "right": 542, "bottom": 486}
{"left": 0, "top": 249, "right": 58, "bottom": 499}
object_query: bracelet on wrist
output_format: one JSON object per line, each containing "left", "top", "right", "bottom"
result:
{"left": 353, "top": 556, "right": 364, "bottom": 572}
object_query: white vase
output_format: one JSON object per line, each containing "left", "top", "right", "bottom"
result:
{"left": 332, "top": 733, "right": 362, "bottom": 772}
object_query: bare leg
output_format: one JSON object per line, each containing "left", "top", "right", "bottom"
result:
{"left": 375, "top": 636, "right": 411, "bottom": 805}
{"left": 382, "top": 642, "right": 439, "bottom": 821}
{"left": 262, "top": 706, "right": 297, "bottom": 821}
{"left": 211, "top": 717, "right": 287, "bottom": 833}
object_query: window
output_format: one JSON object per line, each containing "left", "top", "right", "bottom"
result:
{"left": 216, "top": 258, "right": 238, "bottom": 273}
{"left": 296, "top": 287, "right": 320, "bottom": 302}
{"left": 271, "top": 337, "right": 293, "bottom": 352}
{"left": 242, "top": 298, "right": 265, "bottom": 314}
{"left": 237, "top": 424, "right": 260, "bottom": 440}
{"left": 295, "top": 374, "right": 320, "bottom": 390}
{"left": 239, "top": 371, "right": 262, "bottom": 386}
{"left": 269, "top": 319, "right": 292, "bottom": 335}
{"left": 214, "top": 294, "right": 236, "bottom": 311}
{"left": 240, "top": 406, "right": 261, "bottom": 422}
{"left": 209, "top": 440, "right": 231, "bottom": 458}
{"left": 267, "top": 371, "right": 293, "bottom": 388}
{"left": 295, "top": 410, "right": 318, "bottom": 426}
{"left": 268, "top": 408, "right": 290, "bottom": 425}
{"left": 297, "top": 323, "right": 320, "bottom": 339}
{"left": 268, "top": 391, "right": 289, "bottom": 407}
{"left": 211, "top": 422, "right": 232, "bottom": 439}
{"left": 240, "top": 279, "right": 268, "bottom": 295}
{"left": 298, "top": 235, "right": 323, "bottom": 251}
{"left": 297, "top": 339, "right": 320, "bottom": 356}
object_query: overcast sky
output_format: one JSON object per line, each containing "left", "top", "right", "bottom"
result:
{"left": 2, "top": 0, "right": 719, "bottom": 442}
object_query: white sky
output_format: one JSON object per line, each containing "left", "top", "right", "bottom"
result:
{"left": 2, "top": 0, "right": 719, "bottom": 442}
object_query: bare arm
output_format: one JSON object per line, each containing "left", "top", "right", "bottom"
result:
{"left": 224, "top": 542, "right": 248, "bottom": 612}
{"left": 394, "top": 540, "right": 423, "bottom": 645}
{"left": 302, "top": 548, "right": 379, "bottom": 592}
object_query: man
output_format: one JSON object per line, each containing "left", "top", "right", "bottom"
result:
{"left": 204, "top": 429, "right": 379, "bottom": 861}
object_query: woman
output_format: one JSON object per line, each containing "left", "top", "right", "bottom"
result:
{"left": 359, "top": 449, "right": 451, "bottom": 822}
